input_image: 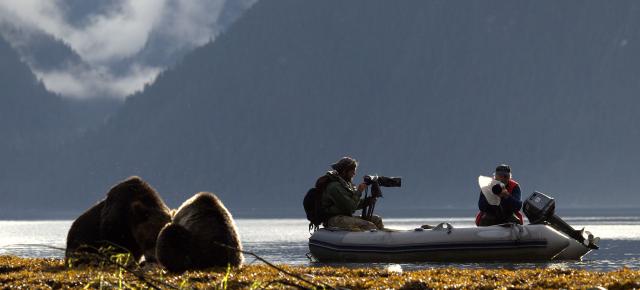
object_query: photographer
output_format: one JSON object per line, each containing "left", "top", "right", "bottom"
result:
{"left": 476, "top": 164, "right": 523, "bottom": 226}
{"left": 321, "top": 157, "right": 384, "bottom": 231}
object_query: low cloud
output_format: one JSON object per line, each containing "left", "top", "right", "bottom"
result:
{"left": 66, "top": 0, "right": 167, "bottom": 64}
{"left": 35, "top": 64, "right": 162, "bottom": 99}
{"left": 0, "top": 0, "right": 257, "bottom": 99}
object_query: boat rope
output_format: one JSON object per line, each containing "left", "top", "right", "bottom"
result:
{"left": 510, "top": 223, "right": 524, "bottom": 242}
{"left": 433, "top": 222, "right": 453, "bottom": 234}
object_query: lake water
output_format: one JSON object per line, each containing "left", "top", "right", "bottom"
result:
{"left": 1, "top": 216, "right": 639, "bottom": 272}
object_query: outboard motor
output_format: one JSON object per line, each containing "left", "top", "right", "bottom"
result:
{"left": 523, "top": 191, "right": 599, "bottom": 249}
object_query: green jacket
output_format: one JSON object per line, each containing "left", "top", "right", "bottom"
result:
{"left": 321, "top": 171, "right": 366, "bottom": 217}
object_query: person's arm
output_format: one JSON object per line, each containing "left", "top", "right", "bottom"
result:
{"left": 326, "top": 183, "right": 359, "bottom": 214}
{"left": 501, "top": 185, "right": 523, "bottom": 212}
{"left": 478, "top": 191, "right": 491, "bottom": 212}
{"left": 356, "top": 196, "right": 372, "bottom": 210}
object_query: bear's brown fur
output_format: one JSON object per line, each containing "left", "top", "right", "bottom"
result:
{"left": 65, "top": 176, "right": 171, "bottom": 264}
{"left": 156, "top": 192, "right": 243, "bottom": 273}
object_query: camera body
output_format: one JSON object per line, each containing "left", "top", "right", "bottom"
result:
{"left": 363, "top": 175, "right": 402, "bottom": 187}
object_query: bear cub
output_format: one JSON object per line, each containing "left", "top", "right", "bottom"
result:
{"left": 156, "top": 192, "right": 243, "bottom": 273}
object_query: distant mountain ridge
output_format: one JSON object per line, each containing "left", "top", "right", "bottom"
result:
{"left": 0, "top": 23, "right": 85, "bottom": 72}
{"left": 3, "top": 0, "right": 640, "bottom": 217}
{"left": 0, "top": 36, "right": 119, "bottom": 213}
{"left": 0, "top": 36, "right": 71, "bottom": 151}
{"left": 1, "top": 35, "right": 72, "bottom": 202}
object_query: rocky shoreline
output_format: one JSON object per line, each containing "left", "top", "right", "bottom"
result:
{"left": 1, "top": 256, "right": 638, "bottom": 289}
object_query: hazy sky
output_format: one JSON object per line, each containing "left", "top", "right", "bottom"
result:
{"left": 0, "top": 0, "right": 256, "bottom": 99}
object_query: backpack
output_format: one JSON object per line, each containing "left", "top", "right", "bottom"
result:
{"left": 303, "top": 175, "right": 331, "bottom": 232}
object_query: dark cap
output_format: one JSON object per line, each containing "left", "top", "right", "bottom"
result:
{"left": 494, "top": 164, "right": 511, "bottom": 177}
{"left": 331, "top": 157, "right": 358, "bottom": 173}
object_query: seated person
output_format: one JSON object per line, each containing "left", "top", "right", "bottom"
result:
{"left": 321, "top": 157, "right": 384, "bottom": 231}
{"left": 476, "top": 164, "right": 523, "bottom": 226}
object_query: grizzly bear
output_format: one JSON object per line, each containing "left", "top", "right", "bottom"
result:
{"left": 156, "top": 192, "right": 243, "bottom": 273}
{"left": 65, "top": 176, "right": 171, "bottom": 264}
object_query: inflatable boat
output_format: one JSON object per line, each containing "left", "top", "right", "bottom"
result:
{"left": 309, "top": 192, "right": 599, "bottom": 263}
{"left": 310, "top": 223, "right": 592, "bottom": 263}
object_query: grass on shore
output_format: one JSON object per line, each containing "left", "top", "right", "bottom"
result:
{"left": 1, "top": 255, "right": 639, "bottom": 289}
